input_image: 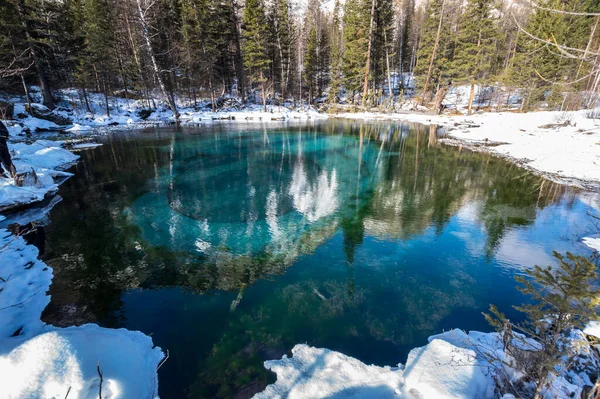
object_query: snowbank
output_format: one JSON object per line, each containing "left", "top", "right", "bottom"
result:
{"left": 0, "top": 325, "right": 163, "bottom": 399}
{"left": 336, "top": 110, "right": 600, "bottom": 188}
{"left": 254, "top": 328, "right": 597, "bottom": 399}
{"left": 0, "top": 140, "right": 78, "bottom": 211}
{"left": 0, "top": 132, "right": 162, "bottom": 398}
{"left": 254, "top": 344, "right": 404, "bottom": 399}
{"left": 0, "top": 229, "right": 164, "bottom": 399}
{"left": 583, "top": 237, "right": 600, "bottom": 252}
{"left": 3, "top": 90, "right": 328, "bottom": 139}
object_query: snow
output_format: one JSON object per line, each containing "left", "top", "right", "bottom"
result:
{"left": 0, "top": 140, "right": 78, "bottom": 210}
{"left": 4, "top": 89, "right": 327, "bottom": 140}
{"left": 403, "top": 338, "right": 493, "bottom": 399}
{"left": 254, "top": 344, "right": 403, "bottom": 399}
{"left": 71, "top": 142, "right": 103, "bottom": 150}
{"left": 0, "top": 101, "right": 164, "bottom": 397}
{"left": 583, "top": 237, "right": 600, "bottom": 252}
{"left": 254, "top": 328, "right": 597, "bottom": 399}
{"left": 0, "top": 325, "right": 163, "bottom": 399}
{"left": 584, "top": 321, "right": 600, "bottom": 339}
{"left": 0, "top": 229, "right": 53, "bottom": 339}
{"left": 336, "top": 110, "right": 600, "bottom": 188}
{"left": 0, "top": 229, "right": 164, "bottom": 398}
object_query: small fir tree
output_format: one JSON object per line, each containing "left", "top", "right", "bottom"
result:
{"left": 485, "top": 252, "right": 600, "bottom": 399}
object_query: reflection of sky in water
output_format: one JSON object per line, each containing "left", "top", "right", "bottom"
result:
{"left": 39, "top": 122, "right": 600, "bottom": 399}
{"left": 129, "top": 133, "right": 380, "bottom": 255}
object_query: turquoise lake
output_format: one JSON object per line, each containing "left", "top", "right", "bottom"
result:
{"left": 30, "top": 120, "right": 599, "bottom": 398}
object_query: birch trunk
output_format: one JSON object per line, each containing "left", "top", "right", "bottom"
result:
{"left": 135, "top": 0, "right": 179, "bottom": 120}
{"left": 467, "top": 82, "right": 475, "bottom": 115}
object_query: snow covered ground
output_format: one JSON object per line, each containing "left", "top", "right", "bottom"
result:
{"left": 336, "top": 110, "right": 600, "bottom": 188}
{"left": 0, "top": 229, "right": 164, "bottom": 398}
{"left": 3, "top": 88, "right": 327, "bottom": 139}
{"left": 0, "top": 140, "right": 79, "bottom": 211}
{"left": 583, "top": 237, "right": 600, "bottom": 252}
{"left": 253, "top": 328, "right": 597, "bottom": 399}
{"left": 0, "top": 118, "right": 163, "bottom": 397}
{"left": 2, "top": 89, "right": 599, "bottom": 398}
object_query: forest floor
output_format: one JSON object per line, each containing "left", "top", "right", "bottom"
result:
{"left": 1, "top": 91, "right": 600, "bottom": 398}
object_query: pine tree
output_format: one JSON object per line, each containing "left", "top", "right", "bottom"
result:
{"left": 328, "top": 0, "right": 343, "bottom": 103}
{"left": 485, "top": 252, "right": 600, "bottom": 399}
{"left": 271, "top": 0, "right": 294, "bottom": 102}
{"left": 242, "top": 0, "right": 270, "bottom": 110}
{"left": 342, "top": 0, "right": 369, "bottom": 103}
{"left": 450, "top": 0, "right": 499, "bottom": 114}
{"left": 506, "top": 0, "right": 599, "bottom": 110}
{"left": 80, "top": 0, "right": 117, "bottom": 116}
{"left": 414, "top": 0, "right": 452, "bottom": 102}
{"left": 304, "top": 26, "right": 318, "bottom": 104}
{"left": 372, "top": 0, "right": 394, "bottom": 101}
{"left": 398, "top": 0, "right": 415, "bottom": 79}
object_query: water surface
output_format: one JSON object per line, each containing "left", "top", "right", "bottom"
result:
{"left": 28, "top": 120, "right": 599, "bottom": 398}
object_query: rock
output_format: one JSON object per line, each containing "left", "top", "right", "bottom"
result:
{"left": 0, "top": 100, "right": 14, "bottom": 119}
{"left": 215, "top": 96, "right": 243, "bottom": 111}
{"left": 137, "top": 109, "right": 154, "bottom": 120}
{"left": 24, "top": 103, "right": 73, "bottom": 126}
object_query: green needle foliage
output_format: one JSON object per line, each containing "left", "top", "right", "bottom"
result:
{"left": 242, "top": 0, "right": 270, "bottom": 102}
{"left": 485, "top": 252, "right": 600, "bottom": 399}
{"left": 342, "top": 0, "right": 369, "bottom": 101}
{"left": 450, "top": 0, "right": 499, "bottom": 95}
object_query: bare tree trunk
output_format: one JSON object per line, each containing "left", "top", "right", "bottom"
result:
{"left": 420, "top": 0, "right": 445, "bottom": 106}
{"left": 260, "top": 71, "right": 267, "bottom": 112}
{"left": 103, "top": 76, "right": 110, "bottom": 117}
{"left": 467, "top": 82, "right": 475, "bottom": 115}
{"left": 277, "top": 33, "right": 286, "bottom": 103}
{"left": 231, "top": 0, "right": 245, "bottom": 100}
{"left": 21, "top": 75, "right": 33, "bottom": 115}
{"left": 384, "top": 30, "right": 394, "bottom": 110}
{"left": 135, "top": 0, "right": 179, "bottom": 120}
{"left": 433, "top": 85, "right": 448, "bottom": 115}
{"left": 81, "top": 84, "right": 92, "bottom": 114}
{"left": 362, "top": 0, "right": 377, "bottom": 108}
{"left": 17, "top": 0, "right": 54, "bottom": 110}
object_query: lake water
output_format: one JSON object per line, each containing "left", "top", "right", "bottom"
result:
{"left": 23, "top": 120, "right": 600, "bottom": 398}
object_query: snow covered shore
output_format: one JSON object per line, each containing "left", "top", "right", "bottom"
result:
{"left": 0, "top": 229, "right": 164, "bottom": 398}
{"left": 336, "top": 110, "right": 600, "bottom": 189}
{"left": 0, "top": 140, "right": 79, "bottom": 211}
{"left": 253, "top": 328, "right": 598, "bottom": 399}
{"left": 1, "top": 91, "right": 599, "bottom": 397}
{"left": 3, "top": 89, "right": 327, "bottom": 139}
{"left": 0, "top": 137, "right": 163, "bottom": 397}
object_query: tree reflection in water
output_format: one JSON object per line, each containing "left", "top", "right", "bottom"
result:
{"left": 32, "top": 121, "right": 593, "bottom": 399}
